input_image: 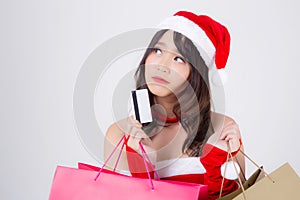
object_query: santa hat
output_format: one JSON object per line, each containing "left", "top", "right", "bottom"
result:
{"left": 157, "top": 11, "right": 231, "bottom": 85}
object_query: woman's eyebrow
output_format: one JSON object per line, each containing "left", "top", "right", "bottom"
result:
{"left": 155, "top": 42, "right": 180, "bottom": 54}
{"left": 156, "top": 41, "right": 167, "bottom": 47}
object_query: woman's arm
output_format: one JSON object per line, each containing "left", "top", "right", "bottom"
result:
{"left": 104, "top": 116, "right": 156, "bottom": 173}
{"left": 104, "top": 123, "right": 129, "bottom": 171}
{"left": 200, "top": 114, "right": 244, "bottom": 199}
{"left": 218, "top": 115, "right": 246, "bottom": 182}
{"left": 209, "top": 114, "right": 242, "bottom": 152}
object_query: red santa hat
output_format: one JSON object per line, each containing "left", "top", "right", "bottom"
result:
{"left": 157, "top": 11, "right": 231, "bottom": 85}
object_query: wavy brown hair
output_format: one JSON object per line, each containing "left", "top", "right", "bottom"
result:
{"left": 135, "top": 29, "right": 214, "bottom": 156}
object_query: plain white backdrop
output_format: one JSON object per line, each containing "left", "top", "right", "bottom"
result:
{"left": 1, "top": 0, "right": 300, "bottom": 199}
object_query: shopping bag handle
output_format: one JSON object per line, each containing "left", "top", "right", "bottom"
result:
{"left": 219, "top": 143, "right": 246, "bottom": 199}
{"left": 113, "top": 136, "right": 126, "bottom": 172}
{"left": 139, "top": 141, "right": 154, "bottom": 190}
{"left": 94, "top": 135, "right": 126, "bottom": 181}
{"left": 238, "top": 149, "right": 274, "bottom": 183}
{"left": 138, "top": 140, "right": 160, "bottom": 180}
{"left": 94, "top": 134, "right": 160, "bottom": 190}
{"left": 219, "top": 142, "right": 275, "bottom": 199}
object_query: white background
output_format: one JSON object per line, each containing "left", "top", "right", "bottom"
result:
{"left": 1, "top": 0, "right": 300, "bottom": 199}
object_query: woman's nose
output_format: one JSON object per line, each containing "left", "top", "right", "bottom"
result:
{"left": 157, "top": 54, "right": 171, "bottom": 73}
{"left": 156, "top": 64, "right": 169, "bottom": 73}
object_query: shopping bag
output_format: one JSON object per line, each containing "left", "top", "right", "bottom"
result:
{"left": 218, "top": 143, "right": 300, "bottom": 199}
{"left": 48, "top": 165, "right": 207, "bottom": 200}
{"left": 78, "top": 162, "right": 124, "bottom": 176}
{"left": 218, "top": 167, "right": 262, "bottom": 200}
{"left": 78, "top": 162, "right": 101, "bottom": 171}
{"left": 49, "top": 135, "right": 208, "bottom": 199}
{"left": 233, "top": 162, "right": 300, "bottom": 200}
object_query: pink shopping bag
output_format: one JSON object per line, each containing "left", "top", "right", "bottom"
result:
{"left": 48, "top": 165, "right": 207, "bottom": 200}
{"left": 49, "top": 135, "right": 208, "bottom": 199}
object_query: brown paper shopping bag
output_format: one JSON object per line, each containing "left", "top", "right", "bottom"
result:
{"left": 218, "top": 143, "right": 300, "bottom": 200}
{"left": 218, "top": 167, "right": 262, "bottom": 200}
{"left": 233, "top": 162, "right": 300, "bottom": 200}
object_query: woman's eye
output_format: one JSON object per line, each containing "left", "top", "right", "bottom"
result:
{"left": 154, "top": 48, "right": 162, "bottom": 55}
{"left": 175, "top": 56, "right": 185, "bottom": 63}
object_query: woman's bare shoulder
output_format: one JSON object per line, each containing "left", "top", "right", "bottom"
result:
{"left": 211, "top": 111, "right": 237, "bottom": 126}
{"left": 104, "top": 118, "right": 131, "bottom": 170}
{"left": 207, "top": 112, "right": 239, "bottom": 149}
{"left": 105, "top": 118, "right": 129, "bottom": 144}
{"left": 209, "top": 112, "right": 238, "bottom": 138}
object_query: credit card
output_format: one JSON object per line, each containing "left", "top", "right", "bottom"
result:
{"left": 131, "top": 89, "right": 152, "bottom": 123}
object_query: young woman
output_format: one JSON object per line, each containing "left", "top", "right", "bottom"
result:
{"left": 104, "top": 11, "right": 245, "bottom": 199}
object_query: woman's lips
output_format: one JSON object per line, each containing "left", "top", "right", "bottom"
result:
{"left": 152, "top": 76, "right": 170, "bottom": 84}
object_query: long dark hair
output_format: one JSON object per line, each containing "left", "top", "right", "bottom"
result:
{"left": 135, "top": 29, "right": 214, "bottom": 156}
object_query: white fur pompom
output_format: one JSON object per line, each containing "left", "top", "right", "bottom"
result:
{"left": 220, "top": 160, "right": 240, "bottom": 180}
{"left": 212, "top": 68, "right": 228, "bottom": 86}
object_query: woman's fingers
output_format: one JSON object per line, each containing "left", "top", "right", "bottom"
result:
{"left": 126, "top": 116, "right": 150, "bottom": 140}
{"left": 219, "top": 120, "right": 241, "bottom": 152}
{"left": 127, "top": 126, "right": 154, "bottom": 153}
{"left": 229, "top": 138, "right": 240, "bottom": 151}
{"left": 117, "top": 115, "right": 142, "bottom": 135}
{"left": 132, "top": 128, "right": 150, "bottom": 141}
{"left": 129, "top": 115, "right": 142, "bottom": 127}
{"left": 116, "top": 116, "right": 155, "bottom": 158}
{"left": 219, "top": 122, "right": 239, "bottom": 140}
{"left": 140, "top": 137, "right": 152, "bottom": 146}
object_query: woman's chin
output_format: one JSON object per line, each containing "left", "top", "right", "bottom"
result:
{"left": 148, "top": 84, "right": 173, "bottom": 97}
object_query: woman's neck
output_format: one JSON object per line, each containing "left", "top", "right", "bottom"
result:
{"left": 154, "top": 95, "right": 178, "bottom": 118}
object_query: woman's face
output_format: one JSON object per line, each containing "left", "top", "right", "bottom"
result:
{"left": 145, "top": 30, "right": 191, "bottom": 97}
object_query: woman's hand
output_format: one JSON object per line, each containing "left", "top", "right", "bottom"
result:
{"left": 127, "top": 116, "right": 152, "bottom": 148}
{"left": 219, "top": 119, "right": 241, "bottom": 152}
{"left": 116, "top": 116, "right": 156, "bottom": 162}
{"left": 208, "top": 117, "right": 242, "bottom": 153}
